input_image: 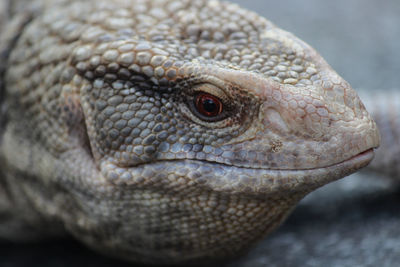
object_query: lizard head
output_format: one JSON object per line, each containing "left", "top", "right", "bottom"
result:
{"left": 71, "top": 8, "right": 380, "bottom": 196}
{"left": 3, "top": 0, "right": 380, "bottom": 264}
{"left": 83, "top": 54, "right": 379, "bottom": 194}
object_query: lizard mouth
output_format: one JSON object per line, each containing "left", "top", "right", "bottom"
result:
{"left": 199, "top": 148, "right": 376, "bottom": 194}
{"left": 200, "top": 147, "right": 375, "bottom": 171}
{"left": 286, "top": 148, "right": 375, "bottom": 172}
{"left": 104, "top": 148, "right": 375, "bottom": 195}
{"left": 338, "top": 148, "right": 374, "bottom": 168}
{"left": 212, "top": 148, "right": 375, "bottom": 171}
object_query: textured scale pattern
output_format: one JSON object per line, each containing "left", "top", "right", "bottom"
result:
{"left": 0, "top": 0, "right": 380, "bottom": 265}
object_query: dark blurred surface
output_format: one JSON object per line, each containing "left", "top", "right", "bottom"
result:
{"left": 2, "top": 0, "right": 400, "bottom": 266}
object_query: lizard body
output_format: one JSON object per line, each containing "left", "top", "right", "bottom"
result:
{"left": 0, "top": 0, "right": 379, "bottom": 264}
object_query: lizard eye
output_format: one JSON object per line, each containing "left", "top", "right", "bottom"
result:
{"left": 184, "top": 83, "right": 232, "bottom": 123}
{"left": 195, "top": 93, "right": 223, "bottom": 118}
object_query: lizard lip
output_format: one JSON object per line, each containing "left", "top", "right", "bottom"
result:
{"left": 214, "top": 148, "right": 376, "bottom": 171}
{"left": 102, "top": 148, "right": 376, "bottom": 196}
{"left": 344, "top": 148, "right": 374, "bottom": 165}
{"left": 274, "top": 148, "right": 375, "bottom": 171}
{"left": 118, "top": 148, "right": 375, "bottom": 172}
{"left": 314, "top": 148, "right": 375, "bottom": 172}
{"left": 208, "top": 147, "right": 376, "bottom": 171}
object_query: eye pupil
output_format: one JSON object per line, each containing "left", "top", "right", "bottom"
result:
{"left": 195, "top": 93, "right": 223, "bottom": 117}
{"left": 203, "top": 99, "right": 217, "bottom": 113}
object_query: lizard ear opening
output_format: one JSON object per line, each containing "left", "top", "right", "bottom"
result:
{"left": 60, "top": 94, "right": 96, "bottom": 165}
{"left": 81, "top": 119, "right": 94, "bottom": 161}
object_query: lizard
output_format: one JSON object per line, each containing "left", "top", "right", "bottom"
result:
{"left": 0, "top": 0, "right": 380, "bottom": 265}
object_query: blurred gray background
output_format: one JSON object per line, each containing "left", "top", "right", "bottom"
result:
{"left": 232, "top": 0, "right": 400, "bottom": 91}
{"left": 2, "top": 0, "right": 400, "bottom": 266}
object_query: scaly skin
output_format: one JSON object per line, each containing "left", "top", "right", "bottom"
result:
{"left": 0, "top": 0, "right": 379, "bottom": 265}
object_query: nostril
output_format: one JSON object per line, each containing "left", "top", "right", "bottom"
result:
{"left": 264, "top": 107, "right": 289, "bottom": 133}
